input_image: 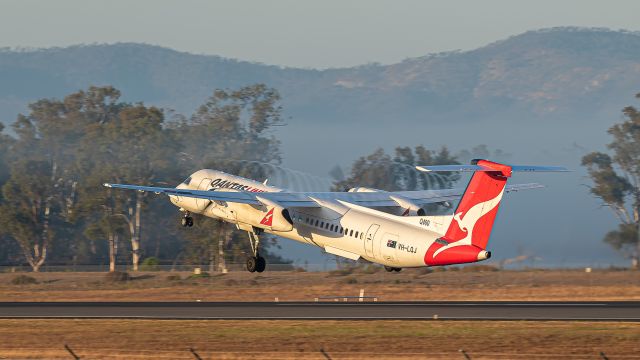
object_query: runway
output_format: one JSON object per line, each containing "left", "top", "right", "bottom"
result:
{"left": 0, "top": 301, "right": 638, "bottom": 320}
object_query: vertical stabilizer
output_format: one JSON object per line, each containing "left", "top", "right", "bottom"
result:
{"left": 443, "top": 159, "right": 511, "bottom": 249}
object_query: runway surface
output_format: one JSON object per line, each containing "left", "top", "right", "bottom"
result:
{"left": 0, "top": 301, "right": 638, "bottom": 320}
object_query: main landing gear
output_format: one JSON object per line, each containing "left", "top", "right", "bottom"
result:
{"left": 181, "top": 212, "right": 194, "bottom": 227}
{"left": 384, "top": 265, "right": 402, "bottom": 272}
{"left": 246, "top": 230, "right": 266, "bottom": 273}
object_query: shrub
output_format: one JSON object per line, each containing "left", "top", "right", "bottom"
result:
{"left": 140, "top": 257, "right": 160, "bottom": 271}
{"left": 460, "top": 264, "right": 500, "bottom": 272}
{"left": 188, "top": 272, "right": 210, "bottom": 279}
{"left": 224, "top": 279, "right": 238, "bottom": 286}
{"left": 11, "top": 275, "right": 38, "bottom": 285}
{"left": 328, "top": 267, "right": 354, "bottom": 276}
{"left": 104, "top": 271, "right": 130, "bottom": 282}
{"left": 363, "top": 264, "right": 381, "bottom": 274}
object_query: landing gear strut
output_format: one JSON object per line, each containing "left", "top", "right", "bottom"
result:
{"left": 246, "top": 230, "right": 266, "bottom": 273}
{"left": 384, "top": 265, "right": 402, "bottom": 272}
{"left": 181, "top": 212, "right": 194, "bottom": 227}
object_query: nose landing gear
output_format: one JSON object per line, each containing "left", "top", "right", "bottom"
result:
{"left": 181, "top": 213, "right": 194, "bottom": 227}
{"left": 384, "top": 266, "right": 402, "bottom": 272}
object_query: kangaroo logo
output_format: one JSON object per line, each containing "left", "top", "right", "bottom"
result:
{"left": 433, "top": 188, "right": 504, "bottom": 258}
{"left": 260, "top": 208, "right": 275, "bottom": 226}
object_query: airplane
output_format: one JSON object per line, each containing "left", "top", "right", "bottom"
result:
{"left": 104, "top": 159, "right": 567, "bottom": 273}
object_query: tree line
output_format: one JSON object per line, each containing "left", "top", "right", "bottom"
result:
{"left": 0, "top": 84, "right": 511, "bottom": 272}
{"left": 0, "top": 85, "right": 287, "bottom": 272}
{"left": 1, "top": 84, "right": 638, "bottom": 271}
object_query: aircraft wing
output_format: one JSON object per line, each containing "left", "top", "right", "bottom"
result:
{"left": 103, "top": 183, "right": 260, "bottom": 204}
{"left": 104, "top": 182, "right": 542, "bottom": 209}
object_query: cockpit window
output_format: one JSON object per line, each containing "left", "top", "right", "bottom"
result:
{"left": 182, "top": 176, "right": 192, "bottom": 185}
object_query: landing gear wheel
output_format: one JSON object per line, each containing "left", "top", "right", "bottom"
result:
{"left": 245, "top": 230, "right": 266, "bottom": 273}
{"left": 255, "top": 256, "right": 266, "bottom": 273}
{"left": 246, "top": 257, "right": 257, "bottom": 273}
{"left": 384, "top": 266, "right": 395, "bottom": 272}
{"left": 393, "top": 267, "right": 402, "bottom": 272}
{"left": 181, "top": 216, "right": 194, "bottom": 227}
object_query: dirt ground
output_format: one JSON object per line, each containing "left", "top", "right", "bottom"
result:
{"left": 0, "top": 269, "right": 639, "bottom": 301}
{"left": 0, "top": 319, "right": 638, "bottom": 359}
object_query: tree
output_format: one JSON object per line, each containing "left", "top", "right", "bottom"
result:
{"left": 582, "top": 92, "right": 640, "bottom": 269}
{"left": 334, "top": 146, "right": 460, "bottom": 192}
{"left": 0, "top": 123, "right": 11, "bottom": 186}
{"left": 0, "top": 160, "right": 58, "bottom": 271}
{"left": 77, "top": 96, "right": 176, "bottom": 271}
{"left": 0, "top": 92, "right": 85, "bottom": 271}
{"left": 169, "top": 84, "right": 285, "bottom": 270}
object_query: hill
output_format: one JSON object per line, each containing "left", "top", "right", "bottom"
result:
{"left": 1, "top": 27, "right": 640, "bottom": 169}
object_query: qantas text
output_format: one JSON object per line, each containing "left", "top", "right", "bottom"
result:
{"left": 209, "top": 178, "right": 267, "bottom": 193}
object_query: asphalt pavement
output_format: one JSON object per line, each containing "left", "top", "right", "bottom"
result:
{"left": 0, "top": 301, "right": 638, "bottom": 320}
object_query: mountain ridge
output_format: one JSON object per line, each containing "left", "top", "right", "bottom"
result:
{"left": 1, "top": 27, "right": 640, "bottom": 158}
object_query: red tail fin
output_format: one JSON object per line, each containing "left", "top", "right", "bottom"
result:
{"left": 442, "top": 159, "right": 511, "bottom": 249}
{"left": 418, "top": 159, "right": 565, "bottom": 266}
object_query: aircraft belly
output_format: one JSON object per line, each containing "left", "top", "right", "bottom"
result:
{"left": 270, "top": 227, "right": 319, "bottom": 247}
{"left": 321, "top": 235, "right": 363, "bottom": 258}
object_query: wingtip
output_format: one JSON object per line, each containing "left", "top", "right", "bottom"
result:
{"left": 103, "top": 183, "right": 112, "bottom": 188}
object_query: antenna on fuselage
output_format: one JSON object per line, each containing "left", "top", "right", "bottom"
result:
{"left": 263, "top": 179, "right": 269, "bottom": 185}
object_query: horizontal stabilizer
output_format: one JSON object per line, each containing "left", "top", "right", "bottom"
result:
{"left": 416, "top": 164, "right": 569, "bottom": 173}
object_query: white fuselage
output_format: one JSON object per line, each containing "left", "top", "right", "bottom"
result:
{"left": 171, "top": 170, "right": 452, "bottom": 268}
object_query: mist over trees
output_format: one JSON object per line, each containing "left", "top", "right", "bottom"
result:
{"left": 0, "top": 82, "right": 522, "bottom": 272}
{"left": 332, "top": 146, "right": 461, "bottom": 192}
{"left": 5, "top": 83, "right": 628, "bottom": 272}
{"left": 0, "top": 85, "right": 288, "bottom": 272}
{"left": 582, "top": 92, "right": 640, "bottom": 269}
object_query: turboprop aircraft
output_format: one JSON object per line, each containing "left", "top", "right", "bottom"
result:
{"left": 104, "top": 159, "right": 567, "bottom": 273}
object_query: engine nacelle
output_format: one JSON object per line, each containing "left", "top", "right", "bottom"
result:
{"left": 348, "top": 187, "right": 382, "bottom": 193}
{"left": 244, "top": 196, "right": 294, "bottom": 232}
{"left": 257, "top": 206, "right": 294, "bottom": 232}
{"left": 389, "top": 195, "right": 425, "bottom": 216}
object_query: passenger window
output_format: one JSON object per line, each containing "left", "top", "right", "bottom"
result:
{"left": 325, "top": 223, "right": 329, "bottom": 229}
{"left": 330, "top": 225, "right": 335, "bottom": 232}
{"left": 360, "top": 233, "right": 363, "bottom": 239}
{"left": 315, "top": 220, "right": 319, "bottom": 227}
{"left": 350, "top": 230, "right": 354, "bottom": 237}
{"left": 344, "top": 228, "right": 349, "bottom": 235}
{"left": 355, "top": 231, "right": 359, "bottom": 238}
{"left": 320, "top": 221, "right": 324, "bottom": 228}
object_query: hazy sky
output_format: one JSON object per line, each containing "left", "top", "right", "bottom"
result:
{"left": 1, "top": 0, "right": 639, "bottom": 68}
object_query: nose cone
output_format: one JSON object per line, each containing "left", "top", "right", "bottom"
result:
{"left": 170, "top": 183, "right": 188, "bottom": 205}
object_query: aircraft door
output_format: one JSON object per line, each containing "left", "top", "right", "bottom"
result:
{"left": 364, "top": 224, "right": 379, "bottom": 258}
{"left": 195, "top": 178, "right": 212, "bottom": 211}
